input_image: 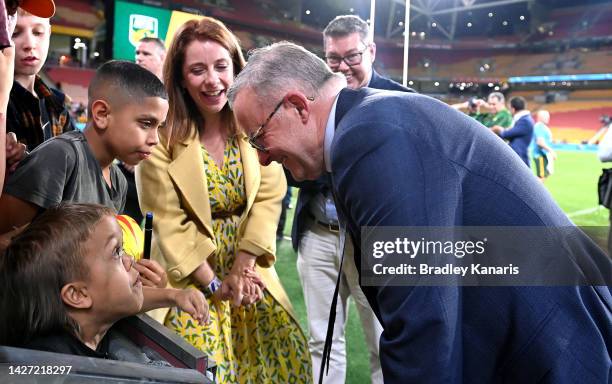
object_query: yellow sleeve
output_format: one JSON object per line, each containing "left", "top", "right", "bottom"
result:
{"left": 239, "top": 161, "right": 286, "bottom": 267}
{"left": 135, "top": 144, "right": 215, "bottom": 285}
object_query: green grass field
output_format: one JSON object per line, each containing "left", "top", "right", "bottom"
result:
{"left": 275, "top": 150, "right": 608, "bottom": 383}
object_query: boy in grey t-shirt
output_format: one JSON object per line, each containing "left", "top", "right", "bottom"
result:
{"left": 4, "top": 130, "right": 126, "bottom": 212}
{"left": 0, "top": 60, "right": 169, "bottom": 234}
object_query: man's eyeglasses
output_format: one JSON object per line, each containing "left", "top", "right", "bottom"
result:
{"left": 325, "top": 46, "right": 369, "bottom": 68}
{"left": 246, "top": 100, "right": 284, "bottom": 153}
{"left": 246, "top": 96, "right": 315, "bottom": 152}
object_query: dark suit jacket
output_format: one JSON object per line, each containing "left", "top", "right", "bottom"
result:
{"left": 288, "top": 70, "right": 414, "bottom": 250}
{"left": 330, "top": 87, "right": 612, "bottom": 383}
{"left": 500, "top": 113, "right": 535, "bottom": 167}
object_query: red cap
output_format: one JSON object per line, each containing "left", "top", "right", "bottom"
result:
{"left": 20, "top": 0, "right": 55, "bottom": 18}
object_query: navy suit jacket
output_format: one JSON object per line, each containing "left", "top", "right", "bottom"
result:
{"left": 329, "top": 87, "right": 612, "bottom": 383}
{"left": 500, "top": 113, "right": 535, "bottom": 167}
{"left": 288, "top": 70, "right": 414, "bottom": 250}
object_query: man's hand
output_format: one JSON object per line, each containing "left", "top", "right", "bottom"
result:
{"left": 134, "top": 258, "right": 169, "bottom": 288}
{"left": 171, "top": 288, "right": 209, "bottom": 325}
{"left": 491, "top": 125, "right": 504, "bottom": 135}
{"left": 220, "top": 272, "right": 244, "bottom": 307}
{"left": 220, "top": 266, "right": 265, "bottom": 306}
{"left": 242, "top": 268, "right": 265, "bottom": 305}
{"left": 6, "top": 132, "right": 26, "bottom": 173}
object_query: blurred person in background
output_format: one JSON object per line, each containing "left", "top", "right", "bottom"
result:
{"left": 597, "top": 116, "right": 612, "bottom": 255}
{"left": 1, "top": 0, "right": 18, "bottom": 189}
{"left": 492, "top": 96, "right": 534, "bottom": 167}
{"left": 323, "top": 15, "right": 412, "bottom": 92}
{"left": 276, "top": 187, "right": 291, "bottom": 241}
{"left": 0, "top": 0, "right": 56, "bottom": 246}
{"left": 6, "top": 2, "right": 73, "bottom": 173}
{"left": 135, "top": 36, "right": 165, "bottom": 82}
{"left": 531, "top": 110, "right": 556, "bottom": 181}
{"left": 451, "top": 97, "right": 490, "bottom": 125}
{"left": 136, "top": 17, "right": 311, "bottom": 383}
{"left": 481, "top": 91, "right": 512, "bottom": 129}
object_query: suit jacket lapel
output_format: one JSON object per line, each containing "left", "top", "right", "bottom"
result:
{"left": 369, "top": 69, "right": 383, "bottom": 89}
{"left": 167, "top": 136, "right": 215, "bottom": 239}
{"left": 334, "top": 88, "right": 363, "bottom": 128}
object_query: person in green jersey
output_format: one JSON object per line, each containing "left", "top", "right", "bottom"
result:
{"left": 482, "top": 91, "right": 512, "bottom": 129}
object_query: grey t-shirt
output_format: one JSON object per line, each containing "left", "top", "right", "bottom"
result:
{"left": 5, "top": 130, "right": 127, "bottom": 212}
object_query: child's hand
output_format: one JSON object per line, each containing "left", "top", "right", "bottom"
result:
{"left": 134, "top": 259, "right": 168, "bottom": 288}
{"left": 173, "top": 288, "right": 209, "bottom": 325}
{"left": 6, "top": 132, "right": 27, "bottom": 173}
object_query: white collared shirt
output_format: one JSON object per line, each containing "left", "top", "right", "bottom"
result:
{"left": 512, "top": 110, "right": 531, "bottom": 124}
{"left": 323, "top": 93, "right": 340, "bottom": 173}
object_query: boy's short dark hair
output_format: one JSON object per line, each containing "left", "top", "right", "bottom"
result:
{"left": 510, "top": 96, "right": 526, "bottom": 112}
{"left": 0, "top": 203, "right": 114, "bottom": 346}
{"left": 87, "top": 60, "right": 167, "bottom": 111}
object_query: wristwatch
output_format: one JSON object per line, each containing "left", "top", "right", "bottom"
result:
{"left": 203, "top": 276, "right": 222, "bottom": 298}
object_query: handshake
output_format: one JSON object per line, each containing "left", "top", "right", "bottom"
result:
{"left": 136, "top": 255, "right": 266, "bottom": 327}
{"left": 216, "top": 266, "right": 265, "bottom": 307}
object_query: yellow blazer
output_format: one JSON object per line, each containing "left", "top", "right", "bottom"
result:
{"left": 135, "top": 131, "right": 295, "bottom": 321}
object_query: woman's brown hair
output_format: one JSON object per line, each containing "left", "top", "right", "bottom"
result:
{"left": 163, "top": 17, "right": 246, "bottom": 148}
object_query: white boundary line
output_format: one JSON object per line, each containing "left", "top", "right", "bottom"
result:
{"left": 567, "top": 206, "right": 602, "bottom": 218}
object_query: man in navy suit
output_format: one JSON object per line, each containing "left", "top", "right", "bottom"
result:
{"left": 228, "top": 42, "right": 611, "bottom": 383}
{"left": 492, "top": 96, "right": 534, "bottom": 167}
{"left": 287, "top": 15, "right": 414, "bottom": 384}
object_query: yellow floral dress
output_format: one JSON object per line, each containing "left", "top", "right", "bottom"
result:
{"left": 164, "top": 137, "right": 311, "bottom": 383}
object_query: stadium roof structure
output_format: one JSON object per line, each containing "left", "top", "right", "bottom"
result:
{"left": 297, "top": 0, "right": 612, "bottom": 43}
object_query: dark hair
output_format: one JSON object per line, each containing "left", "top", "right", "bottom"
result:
{"left": 87, "top": 60, "right": 167, "bottom": 111}
{"left": 138, "top": 36, "right": 166, "bottom": 52}
{"left": 163, "top": 17, "right": 245, "bottom": 147}
{"left": 323, "top": 15, "right": 370, "bottom": 44}
{"left": 510, "top": 96, "right": 526, "bottom": 112}
{"left": 0, "top": 203, "right": 114, "bottom": 346}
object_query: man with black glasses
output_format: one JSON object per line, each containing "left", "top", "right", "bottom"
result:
{"left": 286, "top": 15, "right": 413, "bottom": 384}
{"left": 324, "top": 15, "right": 412, "bottom": 92}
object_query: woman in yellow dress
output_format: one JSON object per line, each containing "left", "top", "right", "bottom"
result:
{"left": 136, "top": 17, "right": 311, "bottom": 383}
